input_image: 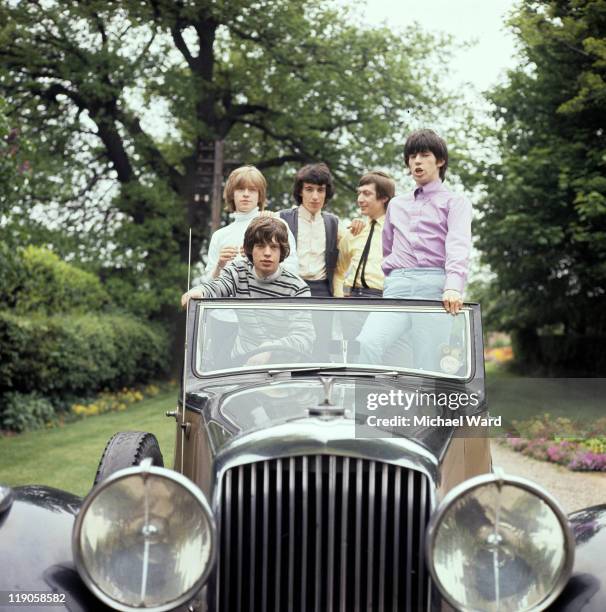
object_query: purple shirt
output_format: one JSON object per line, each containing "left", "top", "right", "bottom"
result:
{"left": 382, "top": 180, "right": 471, "bottom": 293}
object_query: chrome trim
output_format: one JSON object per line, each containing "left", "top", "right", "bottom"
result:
{"left": 392, "top": 467, "right": 402, "bottom": 608}
{"left": 426, "top": 472, "right": 575, "bottom": 612}
{"left": 378, "top": 463, "right": 388, "bottom": 612}
{"left": 212, "top": 418, "right": 439, "bottom": 483}
{"left": 327, "top": 455, "right": 337, "bottom": 611}
{"left": 288, "top": 457, "right": 295, "bottom": 612}
{"left": 314, "top": 455, "right": 322, "bottom": 611}
{"left": 194, "top": 302, "right": 473, "bottom": 380}
{"left": 249, "top": 464, "right": 257, "bottom": 611}
{"left": 354, "top": 459, "right": 362, "bottom": 611}
{"left": 261, "top": 461, "right": 269, "bottom": 611}
{"left": 339, "top": 456, "right": 350, "bottom": 612}
{"left": 72, "top": 464, "right": 216, "bottom": 612}
{"left": 405, "top": 469, "right": 414, "bottom": 610}
{"left": 301, "top": 456, "right": 308, "bottom": 612}
{"left": 0, "top": 484, "right": 13, "bottom": 514}
{"left": 214, "top": 446, "right": 436, "bottom": 611}
{"left": 197, "top": 301, "right": 472, "bottom": 314}
{"left": 275, "top": 458, "right": 283, "bottom": 611}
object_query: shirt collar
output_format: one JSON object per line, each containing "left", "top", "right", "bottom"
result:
{"left": 298, "top": 205, "right": 322, "bottom": 222}
{"left": 368, "top": 214, "right": 385, "bottom": 227}
{"left": 230, "top": 208, "right": 259, "bottom": 222}
{"left": 252, "top": 264, "right": 282, "bottom": 282}
{"left": 414, "top": 179, "right": 443, "bottom": 199}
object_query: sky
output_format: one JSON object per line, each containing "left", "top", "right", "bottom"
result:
{"left": 355, "top": 0, "right": 520, "bottom": 93}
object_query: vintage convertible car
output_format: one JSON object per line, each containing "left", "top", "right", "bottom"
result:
{"left": 1, "top": 298, "right": 605, "bottom": 611}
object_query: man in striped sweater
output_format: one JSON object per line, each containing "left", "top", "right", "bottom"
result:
{"left": 182, "top": 216, "right": 313, "bottom": 365}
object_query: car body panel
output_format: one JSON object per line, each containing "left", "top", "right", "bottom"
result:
{"left": 2, "top": 297, "right": 605, "bottom": 611}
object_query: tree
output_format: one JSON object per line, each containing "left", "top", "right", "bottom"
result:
{"left": 475, "top": 0, "right": 606, "bottom": 372}
{"left": 0, "top": 0, "right": 456, "bottom": 317}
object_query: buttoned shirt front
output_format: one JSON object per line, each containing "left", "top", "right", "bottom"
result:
{"left": 297, "top": 205, "right": 327, "bottom": 280}
{"left": 382, "top": 180, "right": 471, "bottom": 293}
{"left": 333, "top": 215, "right": 385, "bottom": 297}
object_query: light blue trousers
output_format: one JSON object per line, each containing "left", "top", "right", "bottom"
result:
{"left": 357, "top": 269, "right": 452, "bottom": 371}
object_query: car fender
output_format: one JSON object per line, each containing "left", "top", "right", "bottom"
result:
{"left": 0, "top": 485, "right": 113, "bottom": 611}
{"left": 552, "top": 504, "right": 606, "bottom": 611}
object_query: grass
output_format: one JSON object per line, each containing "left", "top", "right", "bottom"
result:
{"left": 0, "top": 390, "right": 177, "bottom": 497}
{"left": 2, "top": 364, "right": 603, "bottom": 494}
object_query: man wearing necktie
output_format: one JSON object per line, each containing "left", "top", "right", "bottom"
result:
{"left": 333, "top": 171, "right": 396, "bottom": 298}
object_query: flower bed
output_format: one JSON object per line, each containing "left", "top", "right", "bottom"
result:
{"left": 504, "top": 414, "right": 606, "bottom": 472}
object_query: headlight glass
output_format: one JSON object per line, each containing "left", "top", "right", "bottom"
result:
{"left": 428, "top": 475, "right": 573, "bottom": 612}
{"left": 73, "top": 465, "right": 215, "bottom": 612}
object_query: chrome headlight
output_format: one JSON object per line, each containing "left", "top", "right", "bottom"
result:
{"left": 73, "top": 460, "right": 215, "bottom": 612}
{"left": 427, "top": 471, "right": 574, "bottom": 612}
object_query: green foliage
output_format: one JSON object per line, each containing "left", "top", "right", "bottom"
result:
{"left": 0, "top": 0, "right": 465, "bottom": 320}
{"left": 0, "top": 97, "right": 30, "bottom": 215}
{"left": 474, "top": 0, "right": 606, "bottom": 369}
{"left": 1, "top": 245, "right": 111, "bottom": 314}
{"left": 0, "top": 392, "right": 55, "bottom": 433}
{"left": 0, "top": 311, "right": 169, "bottom": 398}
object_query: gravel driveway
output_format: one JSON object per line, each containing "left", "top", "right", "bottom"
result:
{"left": 492, "top": 442, "right": 606, "bottom": 513}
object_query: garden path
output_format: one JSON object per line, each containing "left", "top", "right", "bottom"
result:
{"left": 492, "top": 442, "right": 606, "bottom": 513}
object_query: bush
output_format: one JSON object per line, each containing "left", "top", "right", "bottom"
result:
{"left": 0, "top": 311, "right": 169, "bottom": 397}
{"left": 0, "top": 392, "right": 55, "bottom": 433}
{"left": 0, "top": 245, "right": 111, "bottom": 314}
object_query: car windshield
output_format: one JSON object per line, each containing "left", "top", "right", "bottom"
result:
{"left": 194, "top": 301, "right": 473, "bottom": 379}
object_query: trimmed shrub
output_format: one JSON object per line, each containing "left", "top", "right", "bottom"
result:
{"left": 0, "top": 245, "right": 110, "bottom": 315}
{"left": 0, "top": 392, "right": 55, "bottom": 433}
{"left": 0, "top": 311, "right": 169, "bottom": 397}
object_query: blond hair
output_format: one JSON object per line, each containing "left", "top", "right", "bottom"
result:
{"left": 223, "top": 165, "right": 267, "bottom": 212}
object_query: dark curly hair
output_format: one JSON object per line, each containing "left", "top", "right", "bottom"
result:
{"left": 292, "top": 162, "right": 335, "bottom": 205}
{"left": 404, "top": 129, "right": 449, "bottom": 181}
{"left": 243, "top": 216, "right": 290, "bottom": 263}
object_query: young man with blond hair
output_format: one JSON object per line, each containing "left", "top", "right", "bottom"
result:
{"left": 202, "top": 165, "right": 298, "bottom": 280}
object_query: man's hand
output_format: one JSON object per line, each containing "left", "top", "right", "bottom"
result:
{"left": 218, "top": 246, "right": 240, "bottom": 268}
{"left": 348, "top": 218, "right": 365, "bottom": 236}
{"left": 245, "top": 351, "right": 272, "bottom": 366}
{"left": 442, "top": 289, "right": 463, "bottom": 315}
{"left": 181, "top": 288, "right": 204, "bottom": 308}
{"left": 258, "top": 210, "right": 278, "bottom": 218}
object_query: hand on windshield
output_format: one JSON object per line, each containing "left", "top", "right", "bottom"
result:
{"left": 442, "top": 289, "right": 463, "bottom": 315}
{"left": 181, "top": 288, "right": 204, "bottom": 308}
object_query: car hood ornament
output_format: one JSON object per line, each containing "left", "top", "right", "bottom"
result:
{"left": 308, "top": 377, "right": 345, "bottom": 418}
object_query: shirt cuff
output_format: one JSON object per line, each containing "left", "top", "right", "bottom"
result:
{"left": 444, "top": 273, "right": 465, "bottom": 294}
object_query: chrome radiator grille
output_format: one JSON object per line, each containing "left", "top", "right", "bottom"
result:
{"left": 216, "top": 456, "right": 432, "bottom": 611}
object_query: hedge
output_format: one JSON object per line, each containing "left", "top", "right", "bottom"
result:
{"left": 0, "top": 311, "right": 169, "bottom": 398}
{"left": 0, "top": 244, "right": 110, "bottom": 314}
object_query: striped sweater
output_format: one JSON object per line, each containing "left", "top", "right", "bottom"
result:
{"left": 194, "top": 258, "right": 310, "bottom": 299}
{"left": 194, "top": 260, "right": 314, "bottom": 359}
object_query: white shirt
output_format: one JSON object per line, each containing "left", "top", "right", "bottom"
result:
{"left": 297, "top": 206, "right": 327, "bottom": 280}
{"left": 202, "top": 209, "right": 299, "bottom": 280}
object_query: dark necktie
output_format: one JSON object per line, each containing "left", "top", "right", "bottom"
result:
{"left": 352, "top": 220, "right": 377, "bottom": 289}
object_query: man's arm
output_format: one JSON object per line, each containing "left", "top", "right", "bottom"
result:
{"left": 382, "top": 203, "right": 394, "bottom": 258}
{"left": 443, "top": 194, "right": 472, "bottom": 314}
{"left": 181, "top": 262, "right": 239, "bottom": 306}
{"left": 333, "top": 232, "right": 353, "bottom": 298}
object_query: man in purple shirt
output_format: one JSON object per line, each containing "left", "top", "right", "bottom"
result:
{"left": 357, "top": 129, "right": 472, "bottom": 371}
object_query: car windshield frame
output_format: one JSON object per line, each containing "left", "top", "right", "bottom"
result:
{"left": 190, "top": 299, "right": 475, "bottom": 381}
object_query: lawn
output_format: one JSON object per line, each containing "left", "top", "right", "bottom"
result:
{"left": 0, "top": 390, "right": 177, "bottom": 497}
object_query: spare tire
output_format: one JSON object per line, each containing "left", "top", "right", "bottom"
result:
{"left": 94, "top": 431, "right": 164, "bottom": 486}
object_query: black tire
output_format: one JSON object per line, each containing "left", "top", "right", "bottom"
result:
{"left": 94, "top": 431, "right": 164, "bottom": 486}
